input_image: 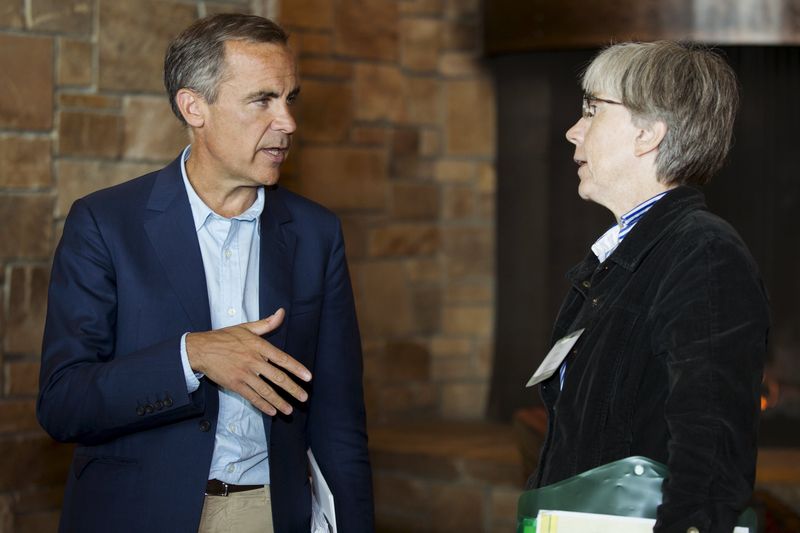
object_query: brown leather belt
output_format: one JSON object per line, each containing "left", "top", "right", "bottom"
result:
{"left": 205, "top": 479, "right": 263, "bottom": 497}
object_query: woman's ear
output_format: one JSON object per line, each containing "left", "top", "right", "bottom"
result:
{"left": 175, "top": 89, "right": 206, "bottom": 128}
{"left": 634, "top": 119, "right": 667, "bottom": 157}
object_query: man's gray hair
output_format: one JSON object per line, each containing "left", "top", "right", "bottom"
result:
{"left": 164, "top": 13, "right": 289, "bottom": 125}
{"left": 582, "top": 41, "right": 739, "bottom": 186}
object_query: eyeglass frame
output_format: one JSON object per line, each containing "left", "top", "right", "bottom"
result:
{"left": 582, "top": 93, "right": 623, "bottom": 118}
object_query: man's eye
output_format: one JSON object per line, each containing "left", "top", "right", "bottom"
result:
{"left": 287, "top": 95, "right": 298, "bottom": 105}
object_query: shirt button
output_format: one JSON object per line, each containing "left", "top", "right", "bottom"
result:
{"left": 226, "top": 464, "right": 235, "bottom": 473}
{"left": 228, "top": 423, "right": 236, "bottom": 433}
{"left": 581, "top": 280, "right": 591, "bottom": 289}
{"left": 687, "top": 528, "right": 699, "bottom": 533}
{"left": 591, "top": 298, "right": 600, "bottom": 307}
{"left": 227, "top": 307, "right": 236, "bottom": 316}
{"left": 225, "top": 249, "right": 232, "bottom": 259}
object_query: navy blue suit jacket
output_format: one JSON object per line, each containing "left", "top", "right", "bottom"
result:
{"left": 37, "top": 156, "right": 374, "bottom": 532}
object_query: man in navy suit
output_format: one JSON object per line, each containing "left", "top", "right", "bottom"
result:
{"left": 37, "top": 13, "right": 373, "bottom": 533}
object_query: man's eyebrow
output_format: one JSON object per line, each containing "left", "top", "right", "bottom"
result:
{"left": 244, "top": 87, "right": 301, "bottom": 101}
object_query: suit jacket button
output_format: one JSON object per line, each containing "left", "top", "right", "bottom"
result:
{"left": 144, "top": 404, "right": 154, "bottom": 414}
{"left": 154, "top": 400, "right": 163, "bottom": 410}
{"left": 199, "top": 420, "right": 211, "bottom": 432}
{"left": 136, "top": 406, "right": 145, "bottom": 416}
{"left": 164, "top": 396, "right": 173, "bottom": 407}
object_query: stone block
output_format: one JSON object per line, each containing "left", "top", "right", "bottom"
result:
{"left": 400, "top": 18, "right": 441, "bottom": 72}
{"left": 445, "top": 0, "right": 480, "bottom": 17}
{"left": 56, "top": 160, "right": 158, "bottom": 216}
{"left": 368, "top": 224, "right": 439, "bottom": 257}
{"left": 432, "top": 354, "right": 483, "bottom": 381}
{"left": 279, "top": 0, "right": 333, "bottom": 29}
{"left": 442, "top": 305, "right": 492, "bottom": 336}
{"left": 59, "top": 93, "right": 120, "bottom": 110}
{"left": 334, "top": 0, "right": 398, "bottom": 61}
{"left": 478, "top": 161, "right": 497, "bottom": 192}
{"left": 57, "top": 38, "right": 92, "bottom": 87}
{"left": 382, "top": 341, "right": 430, "bottom": 381}
{"left": 0, "top": 0, "right": 23, "bottom": 28}
{"left": 405, "top": 77, "right": 440, "bottom": 125}
{"left": 412, "top": 285, "right": 441, "bottom": 334}
{"left": 430, "top": 483, "right": 485, "bottom": 531}
{"left": 205, "top": 2, "right": 252, "bottom": 16}
{"left": 29, "top": 0, "right": 92, "bottom": 33}
{"left": 430, "top": 337, "right": 472, "bottom": 359}
{"left": 441, "top": 382, "right": 488, "bottom": 419}
{"left": 292, "top": 32, "right": 332, "bottom": 56}
{"left": 390, "top": 155, "right": 433, "bottom": 180}
{"left": 0, "top": 34, "right": 53, "bottom": 130}
{"left": 4, "top": 360, "right": 40, "bottom": 396}
{"left": 371, "top": 382, "right": 437, "bottom": 421}
{"left": 297, "top": 80, "right": 352, "bottom": 143}
{"left": 446, "top": 78, "right": 496, "bottom": 156}
{"left": 58, "top": 110, "right": 122, "bottom": 158}
{"left": 5, "top": 265, "right": 49, "bottom": 355}
{"left": 350, "top": 126, "right": 389, "bottom": 146}
{"left": 419, "top": 129, "right": 441, "bottom": 156}
{"left": 442, "top": 185, "right": 475, "bottom": 219}
{"left": 0, "top": 434, "right": 73, "bottom": 491}
{"left": 293, "top": 146, "right": 388, "bottom": 211}
{"left": 11, "top": 485, "right": 63, "bottom": 514}
{"left": 404, "top": 257, "right": 442, "bottom": 284}
{"left": 351, "top": 262, "right": 414, "bottom": 337}
{"left": 445, "top": 282, "right": 492, "bottom": 304}
{"left": 340, "top": 215, "right": 369, "bottom": 260}
{"left": 99, "top": 0, "right": 196, "bottom": 92}
{"left": 0, "top": 195, "right": 53, "bottom": 259}
{"left": 391, "top": 128, "right": 419, "bottom": 156}
{"left": 443, "top": 225, "right": 493, "bottom": 279}
{"left": 373, "top": 474, "right": 432, "bottom": 519}
{"left": 13, "top": 511, "right": 61, "bottom": 533}
{"left": 354, "top": 64, "right": 405, "bottom": 122}
{"left": 398, "top": 0, "right": 442, "bottom": 16}
{"left": 442, "top": 19, "right": 479, "bottom": 51}
{"left": 390, "top": 182, "right": 439, "bottom": 220}
{"left": 123, "top": 96, "right": 187, "bottom": 161}
{"left": 0, "top": 135, "right": 52, "bottom": 188}
{"left": 439, "top": 51, "right": 484, "bottom": 77}
{"left": 491, "top": 487, "right": 523, "bottom": 523}
{"left": 478, "top": 190, "right": 495, "bottom": 219}
{"left": 435, "top": 159, "right": 477, "bottom": 183}
{"left": 298, "top": 57, "right": 353, "bottom": 79}
{"left": 0, "top": 399, "right": 38, "bottom": 433}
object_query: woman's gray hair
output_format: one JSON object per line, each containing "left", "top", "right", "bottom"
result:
{"left": 582, "top": 41, "right": 739, "bottom": 186}
{"left": 164, "top": 13, "right": 289, "bottom": 125}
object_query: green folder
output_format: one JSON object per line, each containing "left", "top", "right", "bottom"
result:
{"left": 517, "top": 456, "right": 757, "bottom": 532}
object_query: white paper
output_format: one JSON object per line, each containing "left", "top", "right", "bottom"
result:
{"left": 526, "top": 328, "right": 585, "bottom": 387}
{"left": 308, "top": 449, "right": 336, "bottom": 533}
{"left": 535, "top": 510, "right": 749, "bottom": 533}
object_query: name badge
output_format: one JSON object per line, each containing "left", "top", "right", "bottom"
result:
{"left": 525, "top": 328, "right": 585, "bottom": 388}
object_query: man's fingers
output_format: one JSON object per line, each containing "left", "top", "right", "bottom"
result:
{"left": 257, "top": 362, "right": 309, "bottom": 402}
{"left": 245, "top": 377, "right": 294, "bottom": 415}
{"left": 242, "top": 308, "right": 285, "bottom": 336}
{"left": 260, "top": 345, "right": 312, "bottom": 382}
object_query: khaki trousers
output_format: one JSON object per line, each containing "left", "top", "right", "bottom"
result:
{"left": 198, "top": 486, "right": 274, "bottom": 533}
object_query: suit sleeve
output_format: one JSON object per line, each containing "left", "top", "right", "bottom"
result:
{"left": 37, "top": 199, "right": 205, "bottom": 445}
{"left": 651, "top": 236, "right": 768, "bottom": 533}
{"left": 307, "top": 219, "right": 374, "bottom": 532}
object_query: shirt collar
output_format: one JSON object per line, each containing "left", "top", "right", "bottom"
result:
{"left": 590, "top": 190, "right": 670, "bottom": 262}
{"left": 180, "top": 145, "right": 265, "bottom": 232}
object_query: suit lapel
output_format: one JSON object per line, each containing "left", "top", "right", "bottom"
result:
{"left": 259, "top": 187, "right": 296, "bottom": 351}
{"left": 143, "top": 159, "right": 212, "bottom": 332}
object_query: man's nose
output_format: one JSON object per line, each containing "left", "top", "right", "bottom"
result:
{"left": 272, "top": 105, "right": 296, "bottom": 134}
{"left": 565, "top": 118, "right": 585, "bottom": 146}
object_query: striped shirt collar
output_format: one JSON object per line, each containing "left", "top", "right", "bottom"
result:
{"left": 591, "top": 190, "right": 670, "bottom": 263}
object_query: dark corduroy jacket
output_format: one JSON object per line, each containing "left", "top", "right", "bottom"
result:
{"left": 529, "top": 186, "right": 769, "bottom": 533}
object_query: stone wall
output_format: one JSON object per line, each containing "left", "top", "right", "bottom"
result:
{"left": 0, "top": 0, "right": 495, "bottom": 529}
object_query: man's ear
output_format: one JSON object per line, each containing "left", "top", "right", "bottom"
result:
{"left": 175, "top": 88, "right": 206, "bottom": 128}
{"left": 634, "top": 119, "right": 667, "bottom": 157}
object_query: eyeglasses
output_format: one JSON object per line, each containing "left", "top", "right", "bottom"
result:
{"left": 582, "top": 93, "right": 623, "bottom": 118}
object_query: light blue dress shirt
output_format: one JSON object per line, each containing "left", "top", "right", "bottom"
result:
{"left": 177, "top": 146, "right": 270, "bottom": 485}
